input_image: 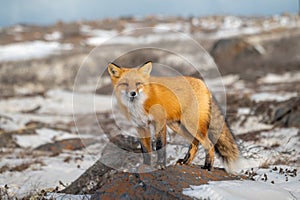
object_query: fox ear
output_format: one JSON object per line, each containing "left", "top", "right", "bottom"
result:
{"left": 138, "top": 61, "right": 152, "bottom": 77}
{"left": 108, "top": 63, "right": 122, "bottom": 78}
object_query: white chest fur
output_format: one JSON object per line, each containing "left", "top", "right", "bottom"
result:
{"left": 127, "top": 101, "right": 151, "bottom": 127}
{"left": 120, "top": 92, "right": 151, "bottom": 127}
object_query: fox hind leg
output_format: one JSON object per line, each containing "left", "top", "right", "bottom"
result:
{"left": 173, "top": 123, "right": 215, "bottom": 170}
{"left": 201, "top": 137, "right": 215, "bottom": 170}
{"left": 176, "top": 138, "right": 199, "bottom": 165}
{"left": 169, "top": 123, "right": 200, "bottom": 165}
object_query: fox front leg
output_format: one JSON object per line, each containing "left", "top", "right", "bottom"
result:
{"left": 155, "top": 123, "right": 167, "bottom": 169}
{"left": 150, "top": 104, "right": 167, "bottom": 169}
{"left": 138, "top": 127, "right": 152, "bottom": 165}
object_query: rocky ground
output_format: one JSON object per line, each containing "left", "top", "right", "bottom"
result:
{"left": 0, "top": 14, "right": 299, "bottom": 199}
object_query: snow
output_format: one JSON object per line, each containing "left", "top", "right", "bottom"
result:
{"left": 0, "top": 112, "right": 73, "bottom": 132}
{"left": 195, "top": 15, "right": 300, "bottom": 40}
{"left": 237, "top": 107, "right": 251, "bottom": 115}
{"left": 0, "top": 89, "right": 112, "bottom": 132}
{"left": 82, "top": 25, "right": 191, "bottom": 46}
{"left": 154, "top": 22, "right": 190, "bottom": 33}
{"left": 15, "top": 128, "right": 79, "bottom": 148}
{"left": 45, "top": 193, "right": 91, "bottom": 200}
{"left": 86, "top": 32, "right": 189, "bottom": 46}
{"left": 44, "top": 31, "right": 62, "bottom": 41}
{"left": 238, "top": 127, "right": 300, "bottom": 171}
{"left": 258, "top": 72, "right": 300, "bottom": 84}
{"left": 81, "top": 15, "right": 300, "bottom": 46}
{"left": 183, "top": 165, "right": 300, "bottom": 200}
{"left": 183, "top": 179, "right": 296, "bottom": 200}
{"left": 250, "top": 92, "right": 298, "bottom": 102}
{"left": 199, "top": 26, "right": 262, "bottom": 40}
{"left": 80, "top": 25, "right": 119, "bottom": 45}
{"left": 222, "top": 16, "right": 243, "bottom": 29}
{"left": 84, "top": 29, "right": 118, "bottom": 46}
{"left": 0, "top": 87, "right": 111, "bottom": 197}
{"left": 207, "top": 74, "right": 240, "bottom": 86}
{"left": 0, "top": 89, "right": 112, "bottom": 116}
{"left": 0, "top": 41, "right": 73, "bottom": 62}
{"left": 232, "top": 116, "right": 273, "bottom": 135}
{"left": 198, "top": 19, "right": 218, "bottom": 30}
{"left": 259, "top": 128, "right": 299, "bottom": 152}
{"left": 0, "top": 151, "right": 96, "bottom": 198}
{"left": 12, "top": 25, "right": 25, "bottom": 33}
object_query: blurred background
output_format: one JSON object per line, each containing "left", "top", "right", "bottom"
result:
{"left": 0, "top": 1, "right": 299, "bottom": 199}
{"left": 0, "top": 0, "right": 298, "bottom": 27}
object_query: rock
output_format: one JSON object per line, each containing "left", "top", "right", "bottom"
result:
{"left": 96, "top": 83, "right": 113, "bottom": 95}
{"left": 34, "top": 138, "right": 98, "bottom": 154}
{"left": 254, "top": 97, "right": 300, "bottom": 127}
{"left": 61, "top": 134, "right": 141, "bottom": 194}
{"left": 62, "top": 159, "right": 112, "bottom": 194}
{"left": 62, "top": 134, "right": 244, "bottom": 198}
{"left": 211, "top": 37, "right": 258, "bottom": 64}
{"left": 0, "top": 132, "right": 19, "bottom": 148}
{"left": 91, "top": 165, "right": 244, "bottom": 199}
{"left": 287, "top": 112, "right": 300, "bottom": 127}
{"left": 210, "top": 31, "right": 300, "bottom": 80}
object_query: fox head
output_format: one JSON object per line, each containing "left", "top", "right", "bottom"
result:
{"left": 107, "top": 61, "right": 152, "bottom": 103}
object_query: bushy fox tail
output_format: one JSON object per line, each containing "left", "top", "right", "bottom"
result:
{"left": 209, "top": 96, "right": 240, "bottom": 173}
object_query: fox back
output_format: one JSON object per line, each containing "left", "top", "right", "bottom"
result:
{"left": 108, "top": 61, "right": 211, "bottom": 133}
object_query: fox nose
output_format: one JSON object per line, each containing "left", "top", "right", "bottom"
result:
{"left": 129, "top": 91, "right": 137, "bottom": 97}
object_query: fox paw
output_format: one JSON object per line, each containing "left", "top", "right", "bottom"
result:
{"left": 137, "top": 164, "right": 155, "bottom": 173}
{"left": 176, "top": 158, "right": 191, "bottom": 165}
{"left": 155, "top": 163, "right": 166, "bottom": 170}
{"left": 202, "top": 164, "right": 213, "bottom": 171}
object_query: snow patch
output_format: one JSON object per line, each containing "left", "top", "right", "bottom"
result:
{"left": 251, "top": 92, "right": 298, "bottom": 102}
{"left": 207, "top": 74, "right": 240, "bottom": 87}
{"left": 183, "top": 179, "right": 296, "bottom": 200}
{"left": 0, "top": 41, "right": 73, "bottom": 62}
{"left": 85, "top": 29, "right": 118, "bottom": 46}
{"left": 237, "top": 107, "right": 251, "bottom": 115}
{"left": 232, "top": 116, "right": 273, "bottom": 135}
{"left": 83, "top": 26, "right": 190, "bottom": 46}
{"left": 15, "top": 128, "right": 78, "bottom": 148}
{"left": 0, "top": 152, "right": 96, "bottom": 198}
{"left": 45, "top": 193, "right": 91, "bottom": 200}
{"left": 86, "top": 33, "right": 189, "bottom": 46}
{"left": 258, "top": 72, "right": 300, "bottom": 84}
{"left": 44, "top": 31, "right": 62, "bottom": 41}
{"left": 154, "top": 22, "right": 190, "bottom": 33}
{"left": 0, "top": 89, "right": 112, "bottom": 115}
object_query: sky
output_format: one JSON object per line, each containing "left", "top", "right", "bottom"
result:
{"left": 0, "top": 0, "right": 298, "bottom": 27}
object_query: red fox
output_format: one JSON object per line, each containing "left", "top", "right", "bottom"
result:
{"left": 108, "top": 61, "right": 240, "bottom": 172}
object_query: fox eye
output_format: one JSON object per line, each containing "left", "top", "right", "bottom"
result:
{"left": 136, "top": 82, "right": 143, "bottom": 86}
